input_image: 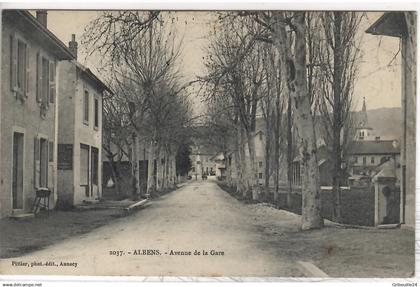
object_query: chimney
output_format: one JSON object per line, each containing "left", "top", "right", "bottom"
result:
{"left": 69, "top": 34, "right": 78, "bottom": 60}
{"left": 36, "top": 10, "right": 48, "bottom": 27}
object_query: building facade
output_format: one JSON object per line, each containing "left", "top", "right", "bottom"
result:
{"left": 0, "top": 11, "right": 74, "bottom": 217}
{"left": 367, "top": 12, "right": 416, "bottom": 227}
{"left": 57, "top": 34, "right": 109, "bottom": 207}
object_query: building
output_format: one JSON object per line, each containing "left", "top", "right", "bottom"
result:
{"left": 354, "top": 98, "right": 376, "bottom": 141}
{"left": 292, "top": 144, "right": 333, "bottom": 187}
{"left": 189, "top": 150, "right": 215, "bottom": 178}
{"left": 348, "top": 96, "right": 401, "bottom": 184}
{"left": 57, "top": 34, "right": 110, "bottom": 207}
{"left": 0, "top": 10, "right": 74, "bottom": 218}
{"left": 349, "top": 140, "right": 401, "bottom": 178}
{"left": 366, "top": 12, "right": 416, "bottom": 227}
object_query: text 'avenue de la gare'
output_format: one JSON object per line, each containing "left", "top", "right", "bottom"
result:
{"left": 109, "top": 249, "right": 225, "bottom": 256}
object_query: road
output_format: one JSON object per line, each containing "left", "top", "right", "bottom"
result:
{"left": 0, "top": 178, "right": 303, "bottom": 277}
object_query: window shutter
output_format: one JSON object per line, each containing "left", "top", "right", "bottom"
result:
{"left": 11, "top": 34, "right": 18, "bottom": 92}
{"left": 34, "top": 137, "right": 40, "bottom": 188}
{"left": 49, "top": 61, "right": 56, "bottom": 103}
{"left": 36, "top": 53, "right": 42, "bottom": 103}
{"left": 25, "top": 43, "right": 30, "bottom": 98}
{"left": 48, "top": 141, "right": 54, "bottom": 162}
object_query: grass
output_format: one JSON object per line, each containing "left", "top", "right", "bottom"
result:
{"left": 219, "top": 181, "right": 415, "bottom": 277}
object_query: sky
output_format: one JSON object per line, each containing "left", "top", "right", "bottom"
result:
{"left": 39, "top": 10, "right": 402, "bottom": 113}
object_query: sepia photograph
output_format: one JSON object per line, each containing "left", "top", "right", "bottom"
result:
{"left": 0, "top": 4, "right": 416, "bottom": 282}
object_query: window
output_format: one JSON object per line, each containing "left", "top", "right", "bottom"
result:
{"left": 370, "top": 157, "right": 375, "bottom": 164}
{"left": 49, "top": 62, "right": 56, "bottom": 103}
{"left": 94, "top": 98, "right": 99, "bottom": 128}
{"left": 363, "top": 157, "right": 366, "bottom": 165}
{"left": 259, "top": 161, "right": 263, "bottom": 168}
{"left": 91, "top": 147, "right": 99, "bottom": 185}
{"left": 10, "top": 35, "right": 29, "bottom": 98}
{"left": 36, "top": 54, "right": 55, "bottom": 109}
{"left": 83, "top": 91, "right": 89, "bottom": 124}
{"left": 33, "top": 137, "right": 49, "bottom": 188}
{"left": 41, "top": 58, "right": 49, "bottom": 104}
{"left": 48, "top": 141, "right": 54, "bottom": 162}
{"left": 258, "top": 173, "right": 263, "bottom": 179}
{"left": 80, "top": 144, "right": 89, "bottom": 186}
{"left": 354, "top": 156, "right": 358, "bottom": 163}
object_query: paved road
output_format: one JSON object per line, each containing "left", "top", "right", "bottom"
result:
{"left": 0, "top": 178, "right": 302, "bottom": 277}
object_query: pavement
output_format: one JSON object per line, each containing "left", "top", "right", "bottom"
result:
{"left": 0, "top": 178, "right": 303, "bottom": 277}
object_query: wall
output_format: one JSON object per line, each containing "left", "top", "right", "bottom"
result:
{"left": 72, "top": 68, "right": 103, "bottom": 205}
{"left": 1, "top": 22, "right": 58, "bottom": 217}
{"left": 56, "top": 61, "right": 76, "bottom": 208}
{"left": 401, "top": 13, "right": 416, "bottom": 227}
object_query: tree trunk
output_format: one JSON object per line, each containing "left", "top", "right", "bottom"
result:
{"left": 247, "top": 132, "right": 259, "bottom": 201}
{"left": 147, "top": 139, "right": 156, "bottom": 196}
{"left": 236, "top": 125, "right": 247, "bottom": 197}
{"left": 286, "top": 96, "right": 293, "bottom": 207}
{"left": 331, "top": 11, "right": 343, "bottom": 223}
{"left": 155, "top": 145, "right": 162, "bottom": 191}
{"left": 273, "top": 96, "right": 281, "bottom": 204}
{"left": 131, "top": 133, "right": 141, "bottom": 199}
{"left": 264, "top": 117, "right": 271, "bottom": 197}
{"left": 272, "top": 11, "right": 323, "bottom": 230}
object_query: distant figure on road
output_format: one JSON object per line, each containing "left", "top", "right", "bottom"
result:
{"left": 202, "top": 174, "right": 207, "bottom": 180}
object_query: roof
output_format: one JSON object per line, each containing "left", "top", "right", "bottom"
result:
{"left": 366, "top": 12, "right": 407, "bottom": 38}
{"left": 348, "top": 140, "right": 400, "bottom": 155}
{"left": 3, "top": 10, "right": 74, "bottom": 60}
{"left": 75, "top": 62, "right": 112, "bottom": 94}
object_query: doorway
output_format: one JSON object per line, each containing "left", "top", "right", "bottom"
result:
{"left": 12, "top": 132, "right": 24, "bottom": 209}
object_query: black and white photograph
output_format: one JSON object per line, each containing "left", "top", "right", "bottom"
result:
{"left": 0, "top": 3, "right": 417, "bottom": 283}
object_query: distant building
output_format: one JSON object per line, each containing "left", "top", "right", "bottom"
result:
{"left": 348, "top": 95, "right": 401, "bottom": 182}
{"left": 56, "top": 34, "right": 111, "bottom": 207}
{"left": 348, "top": 140, "right": 401, "bottom": 181}
{"left": 355, "top": 98, "right": 376, "bottom": 141}
{"left": 0, "top": 10, "right": 74, "bottom": 217}
{"left": 292, "top": 144, "right": 333, "bottom": 187}
{"left": 189, "top": 149, "right": 215, "bottom": 178}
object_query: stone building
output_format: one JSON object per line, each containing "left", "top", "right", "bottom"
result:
{"left": 57, "top": 34, "right": 110, "bottom": 207}
{"left": 0, "top": 10, "right": 74, "bottom": 217}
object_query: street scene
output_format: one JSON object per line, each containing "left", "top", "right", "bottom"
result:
{"left": 0, "top": 10, "right": 416, "bottom": 278}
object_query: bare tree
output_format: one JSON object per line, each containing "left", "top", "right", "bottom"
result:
{"left": 270, "top": 11, "right": 324, "bottom": 229}
{"left": 316, "top": 12, "right": 362, "bottom": 222}
{"left": 203, "top": 15, "right": 266, "bottom": 200}
{"left": 84, "top": 11, "right": 192, "bottom": 197}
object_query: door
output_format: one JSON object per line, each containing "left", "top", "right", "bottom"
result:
{"left": 80, "top": 144, "right": 90, "bottom": 198}
{"left": 91, "top": 147, "right": 98, "bottom": 198}
{"left": 12, "top": 132, "right": 24, "bottom": 209}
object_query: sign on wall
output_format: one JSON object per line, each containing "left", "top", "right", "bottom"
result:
{"left": 58, "top": 144, "right": 73, "bottom": 170}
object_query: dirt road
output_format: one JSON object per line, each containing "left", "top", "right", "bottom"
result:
{"left": 0, "top": 179, "right": 304, "bottom": 277}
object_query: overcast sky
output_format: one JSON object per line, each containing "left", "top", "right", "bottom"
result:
{"left": 39, "top": 10, "right": 402, "bottom": 113}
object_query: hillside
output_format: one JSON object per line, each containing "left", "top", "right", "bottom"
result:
{"left": 366, "top": 107, "right": 402, "bottom": 139}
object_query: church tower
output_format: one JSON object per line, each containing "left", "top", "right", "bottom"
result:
{"left": 355, "top": 97, "right": 374, "bottom": 140}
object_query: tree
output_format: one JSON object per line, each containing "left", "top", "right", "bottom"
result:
{"left": 270, "top": 11, "right": 324, "bottom": 229}
{"left": 102, "top": 90, "right": 133, "bottom": 196}
{"left": 203, "top": 15, "right": 266, "bottom": 200}
{"left": 316, "top": 12, "right": 362, "bottom": 222}
{"left": 84, "top": 11, "right": 193, "bottom": 196}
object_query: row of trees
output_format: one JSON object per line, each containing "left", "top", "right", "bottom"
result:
{"left": 202, "top": 11, "right": 362, "bottom": 229}
{"left": 83, "top": 11, "right": 194, "bottom": 198}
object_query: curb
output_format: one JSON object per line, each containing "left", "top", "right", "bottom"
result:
{"left": 297, "top": 261, "right": 329, "bottom": 277}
